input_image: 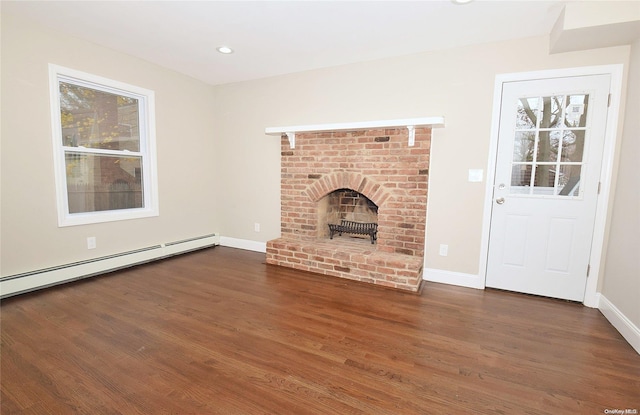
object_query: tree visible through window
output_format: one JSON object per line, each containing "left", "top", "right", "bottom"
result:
{"left": 510, "top": 93, "right": 588, "bottom": 197}
{"left": 50, "top": 65, "right": 158, "bottom": 226}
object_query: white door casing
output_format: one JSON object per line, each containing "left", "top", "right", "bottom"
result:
{"left": 486, "top": 75, "right": 610, "bottom": 301}
{"left": 480, "top": 65, "right": 622, "bottom": 307}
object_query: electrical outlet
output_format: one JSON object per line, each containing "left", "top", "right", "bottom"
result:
{"left": 87, "top": 237, "right": 97, "bottom": 250}
{"left": 439, "top": 244, "right": 448, "bottom": 256}
{"left": 254, "top": 223, "right": 261, "bottom": 232}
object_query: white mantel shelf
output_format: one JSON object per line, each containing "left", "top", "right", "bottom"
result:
{"left": 265, "top": 116, "right": 445, "bottom": 148}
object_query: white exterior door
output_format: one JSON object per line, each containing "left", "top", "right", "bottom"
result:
{"left": 486, "top": 75, "right": 611, "bottom": 301}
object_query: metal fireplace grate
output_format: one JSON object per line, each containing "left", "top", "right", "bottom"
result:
{"left": 328, "top": 220, "right": 378, "bottom": 244}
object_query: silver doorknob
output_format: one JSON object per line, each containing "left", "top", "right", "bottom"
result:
{"left": 496, "top": 197, "right": 505, "bottom": 205}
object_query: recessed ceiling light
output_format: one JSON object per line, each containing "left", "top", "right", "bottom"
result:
{"left": 216, "top": 46, "right": 234, "bottom": 54}
{"left": 451, "top": 0, "right": 474, "bottom": 4}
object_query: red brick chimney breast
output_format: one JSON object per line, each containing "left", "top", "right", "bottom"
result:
{"left": 266, "top": 127, "right": 431, "bottom": 292}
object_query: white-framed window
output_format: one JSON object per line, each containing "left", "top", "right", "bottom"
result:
{"left": 49, "top": 65, "right": 159, "bottom": 227}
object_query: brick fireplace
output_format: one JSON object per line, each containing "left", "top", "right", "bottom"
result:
{"left": 266, "top": 119, "right": 440, "bottom": 292}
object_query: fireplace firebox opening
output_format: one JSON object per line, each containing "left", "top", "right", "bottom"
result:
{"left": 317, "top": 188, "right": 378, "bottom": 242}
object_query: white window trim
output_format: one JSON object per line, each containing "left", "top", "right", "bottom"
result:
{"left": 49, "top": 64, "right": 159, "bottom": 227}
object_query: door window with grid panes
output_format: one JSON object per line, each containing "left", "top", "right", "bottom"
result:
{"left": 510, "top": 94, "right": 589, "bottom": 198}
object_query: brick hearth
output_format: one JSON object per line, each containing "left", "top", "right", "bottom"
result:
{"left": 266, "top": 126, "right": 432, "bottom": 292}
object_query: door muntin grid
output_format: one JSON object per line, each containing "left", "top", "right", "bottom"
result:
{"left": 510, "top": 94, "right": 589, "bottom": 199}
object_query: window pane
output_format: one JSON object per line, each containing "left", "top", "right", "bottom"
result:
{"left": 536, "top": 130, "right": 558, "bottom": 163}
{"left": 65, "top": 153, "right": 143, "bottom": 213}
{"left": 60, "top": 82, "right": 140, "bottom": 152}
{"left": 510, "top": 164, "right": 531, "bottom": 188}
{"left": 516, "top": 97, "right": 539, "bottom": 129}
{"left": 557, "top": 165, "right": 582, "bottom": 196}
{"left": 539, "top": 95, "right": 564, "bottom": 128}
{"left": 561, "top": 130, "right": 585, "bottom": 162}
{"left": 513, "top": 131, "right": 535, "bottom": 162}
{"left": 532, "top": 164, "right": 555, "bottom": 195}
{"left": 565, "top": 94, "right": 589, "bottom": 127}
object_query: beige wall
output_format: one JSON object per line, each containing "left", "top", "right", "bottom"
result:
{"left": 602, "top": 38, "right": 640, "bottom": 328}
{"left": 211, "top": 36, "right": 630, "bottom": 276}
{"left": 0, "top": 10, "right": 633, "bottom": 303}
{"left": 1, "top": 13, "right": 221, "bottom": 276}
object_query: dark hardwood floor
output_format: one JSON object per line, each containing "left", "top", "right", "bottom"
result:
{"left": 1, "top": 246, "right": 638, "bottom": 414}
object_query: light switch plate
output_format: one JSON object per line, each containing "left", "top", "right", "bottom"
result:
{"left": 468, "top": 169, "right": 483, "bottom": 182}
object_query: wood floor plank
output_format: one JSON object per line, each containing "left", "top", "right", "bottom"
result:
{"left": 2, "top": 246, "right": 638, "bottom": 414}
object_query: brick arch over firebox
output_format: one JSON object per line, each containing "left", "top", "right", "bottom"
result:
{"left": 304, "top": 171, "right": 392, "bottom": 207}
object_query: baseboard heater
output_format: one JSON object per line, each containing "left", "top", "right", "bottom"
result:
{"left": 0, "top": 233, "right": 220, "bottom": 299}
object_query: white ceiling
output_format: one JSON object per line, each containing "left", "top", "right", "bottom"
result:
{"left": 3, "top": 0, "right": 575, "bottom": 86}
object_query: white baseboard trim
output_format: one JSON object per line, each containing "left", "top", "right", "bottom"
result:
{"left": 219, "top": 237, "right": 267, "bottom": 253}
{"left": 423, "top": 267, "right": 485, "bottom": 289}
{"left": 598, "top": 294, "right": 640, "bottom": 355}
{"left": 0, "top": 233, "right": 220, "bottom": 299}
